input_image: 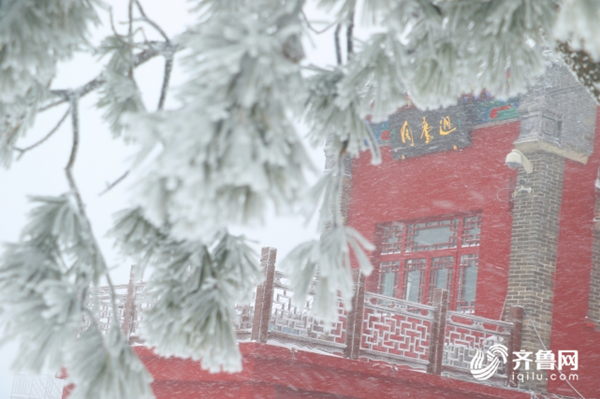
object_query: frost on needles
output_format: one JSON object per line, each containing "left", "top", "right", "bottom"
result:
{"left": 3, "top": 0, "right": 600, "bottom": 397}
{"left": 111, "top": 208, "right": 263, "bottom": 372}
{"left": 0, "top": 0, "right": 100, "bottom": 168}
{"left": 0, "top": 196, "right": 152, "bottom": 399}
{"left": 124, "top": 1, "right": 311, "bottom": 241}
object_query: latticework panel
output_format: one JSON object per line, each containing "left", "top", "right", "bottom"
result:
{"left": 361, "top": 292, "right": 434, "bottom": 365}
{"left": 85, "top": 284, "right": 130, "bottom": 335}
{"left": 129, "top": 282, "right": 151, "bottom": 338}
{"left": 443, "top": 311, "right": 513, "bottom": 378}
{"left": 233, "top": 289, "right": 256, "bottom": 334}
{"left": 269, "top": 272, "right": 347, "bottom": 351}
{"left": 85, "top": 281, "right": 255, "bottom": 341}
{"left": 10, "top": 374, "right": 64, "bottom": 399}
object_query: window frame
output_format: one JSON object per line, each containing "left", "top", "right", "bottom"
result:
{"left": 375, "top": 212, "right": 481, "bottom": 312}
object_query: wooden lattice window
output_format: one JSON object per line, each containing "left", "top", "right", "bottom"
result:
{"left": 403, "top": 258, "right": 426, "bottom": 303}
{"left": 462, "top": 216, "right": 482, "bottom": 247}
{"left": 405, "top": 219, "right": 459, "bottom": 252}
{"left": 376, "top": 213, "right": 481, "bottom": 312}
{"left": 457, "top": 254, "right": 479, "bottom": 313}
{"left": 380, "top": 223, "right": 403, "bottom": 254}
{"left": 429, "top": 256, "right": 454, "bottom": 303}
{"left": 378, "top": 261, "right": 399, "bottom": 297}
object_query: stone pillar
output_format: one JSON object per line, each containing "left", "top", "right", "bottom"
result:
{"left": 505, "top": 150, "right": 564, "bottom": 390}
{"left": 507, "top": 306, "right": 524, "bottom": 387}
{"left": 427, "top": 288, "right": 448, "bottom": 375}
{"left": 504, "top": 62, "right": 597, "bottom": 391}
{"left": 251, "top": 247, "right": 277, "bottom": 343}
{"left": 344, "top": 270, "right": 366, "bottom": 360}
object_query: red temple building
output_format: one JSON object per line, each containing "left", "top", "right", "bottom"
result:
{"left": 66, "top": 62, "right": 600, "bottom": 399}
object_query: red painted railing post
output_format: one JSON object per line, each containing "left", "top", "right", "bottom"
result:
{"left": 507, "top": 306, "right": 524, "bottom": 386}
{"left": 122, "top": 265, "right": 136, "bottom": 340}
{"left": 251, "top": 247, "right": 277, "bottom": 343}
{"left": 344, "top": 270, "right": 366, "bottom": 360}
{"left": 427, "top": 288, "right": 448, "bottom": 375}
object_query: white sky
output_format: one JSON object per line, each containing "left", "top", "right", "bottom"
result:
{"left": 0, "top": 1, "right": 340, "bottom": 397}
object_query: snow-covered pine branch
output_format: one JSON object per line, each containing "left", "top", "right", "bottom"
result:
{"left": 0, "top": 0, "right": 100, "bottom": 167}
{"left": 66, "top": 326, "right": 154, "bottom": 399}
{"left": 0, "top": 196, "right": 152, "bottom": 398}
{"left": 111, "top": 207, "right": 263, "bottom": 372}
{"left": 305, "top": 67, "right": 381, "bottom": 163}
{"left": 0, "top": 0, "right": 99, "bottom": 103}
{"left": 97, "top": 36, "right": 147, "bottom": 136}
{"left": 124, "top": 0, "right": 312, "bottom": 241}
{"left": 282, "top": 224, "right": 374, "bottom": 321}
{"left": 4, "top": 0, "right": 600, "bottom": 397}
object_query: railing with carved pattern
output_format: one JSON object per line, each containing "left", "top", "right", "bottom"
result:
{"left": 442, "top": 311, "right": 514, "bottom": 384}
{"left": 10, "top": 374, "right": 64, "bottom": 399}
{"left": 267, "top": 271, "right": 347, "bottom": 354}
{"left": 86, "top": 284, "right": 130, "bottom": 335}
{"left": 92, "top": 247, "right": 522, "bottom": 388}
{"left": 234, "top": 289, "right": 256, "bottom": 340}
{"left": 360, "top": 292, "right": 435, "bottom": 369}
{"left": 128, "top": 282, "right": 151, "bottom": 341}
{"left": 90, "top": 280, "right": 256, "bottom": 342}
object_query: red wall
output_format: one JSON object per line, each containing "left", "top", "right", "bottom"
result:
{"left": 348, "top": 122, "right": 521, "bottom": 319}
{"left": 349, "top": 111, "right": 600, "bottom": 397}
{"left": 548, "top": 107, "right": 600, "bottom": 398}
{"left": 135, "top": 344, "right": 530, "bottom": 399}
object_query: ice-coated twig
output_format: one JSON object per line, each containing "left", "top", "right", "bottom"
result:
{"left": 44, "top": 44, "right": 179, "bottom": 112}
{"left": 99, "top": 170, "right": 130, "bottom": 196}
{"left": 66, "top": 96, "right": 119, "bottom": 324}
{"left": 14, "top": 106, "right": 71, "bottom": 160}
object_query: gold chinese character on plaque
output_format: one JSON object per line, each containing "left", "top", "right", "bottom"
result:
{"left": 401, "top": 120, "right": 414, "bottom": 146}
{"left": 420, "top": 117, "right": 433, "bottom": 144}
{"left": 439, "top": 116, "right": 457, "bottom": 136}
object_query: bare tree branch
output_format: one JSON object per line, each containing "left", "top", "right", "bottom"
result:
{"left": 157, "top": 56, "right": 173, "bottom": 110}
{"left": 99, "top": 170, "right": 130, "bottom": 196}
{"left": 13, "top": 106, "right": 71, "bottom": 160}
{"left": 65, "top": 98, "right": 83, "bottom": 212}
{"left": 346, "top": 10, "right": 354, "bottom": 58}
{"left": 300, "top": 10, "right": 337, "bottom": 35}
{"left": 40, "top": 99, "right": 67, "bottom": 112}
{"left": 335, "top": 24, "right": 342, "bottom": 65}
{"left": 66, "top": 96, "right": 120, "bottom": 322}
{"left": 44, "top": 44, "right": 179, "bottom": 112}
{"left": 128, "top": 0, "right": 134, "bottom": 40}
{"left": 128, "top": 0, "right": 135, "bottom": 80}
{"left": 135, "top": 0, "right": 170, "bottom": 42}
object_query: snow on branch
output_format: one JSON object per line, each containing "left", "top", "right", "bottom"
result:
{"left": 305, "top": 67, "right": 381, "bottom": 165}
{"left": 282, "top": 225, "right": 374, "bottom": 322}
{"left": 0, "top": 0, "right": 100, "bottom": 103}
{"left": 124, "top": 2, "right": 312, "bottom": 241}
{"left": 66, "top": 326, "right": 154, "bottom": 399}
{"left": 140, "top": 230, "right": 262, "bottom": 372}
{"left": 97, "top": 36, "right": 147, "bottom": 137}
{"left": 0, "top": 195, "right": 99, "bottom": 373}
